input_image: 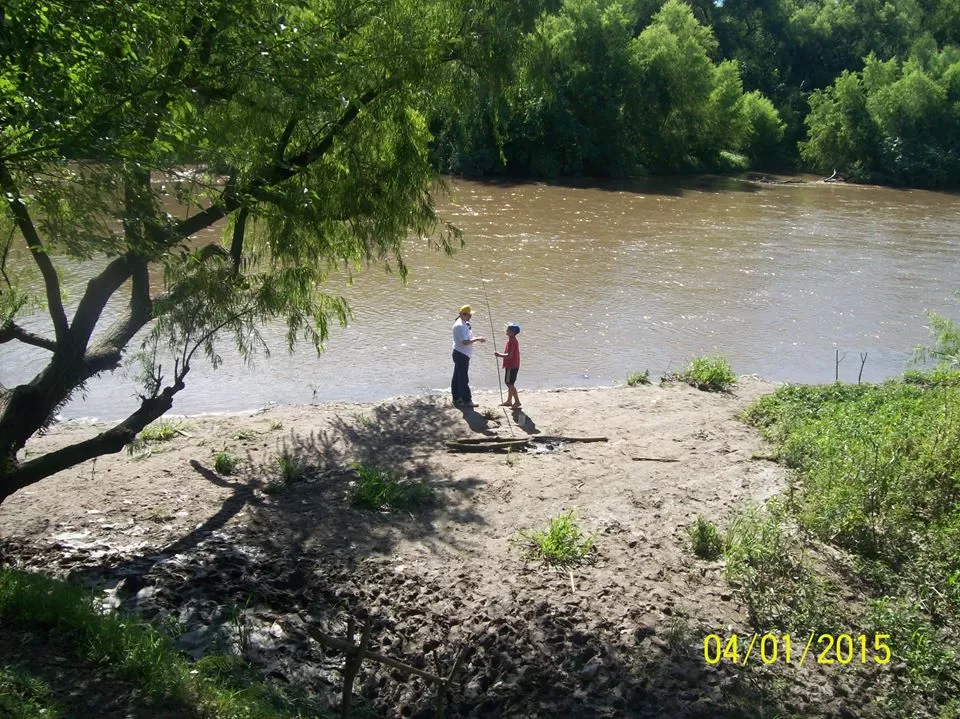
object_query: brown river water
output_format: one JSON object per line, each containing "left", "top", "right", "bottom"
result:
{"left": 2, "top": 176, "right": 959, "bottom": 420}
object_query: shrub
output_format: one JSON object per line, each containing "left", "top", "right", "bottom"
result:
{"left": 723, "top": 502, "right": 839, "bottom": 632}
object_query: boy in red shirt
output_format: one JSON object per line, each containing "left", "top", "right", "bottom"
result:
{"left": 495, "top": 323, "right": 522, "bottom": 409}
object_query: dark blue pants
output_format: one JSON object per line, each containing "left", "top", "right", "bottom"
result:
{"left": 451, "top": 350, "right": 471, "bottom": 404}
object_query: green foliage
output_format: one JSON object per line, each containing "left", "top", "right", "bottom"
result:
{"left": 739, "top": 91, "right": 786, "bottom": 164}
{"left": 0, "top": 567, "right": 321, "bottom": 718}
{"left": 802, "top": 50, "right": 960, "bottom": 187}
{"left": 517, "top": 510, "right": 596, "bottom": 567}
{"left": 741, "top": 378, "right": 960, "bottom": 711}
{"left": 127, "top": 420, "right": 185, "bottom": 455}
{"left": 723, "top": 502, "right": 840, "bottom": 632}
{"left": 438, "top": 0, "right": 783, "bottom": 177}
{"left": 1, "top": 0, "right": 528, "bottom": 493}
{"left": 139, "top": 421, "right": 183, "bottom": 443}
{"left": 0, "top": 666, "right": 60, "bottom": 719}
{"left": 915, "top": 307, "right": 960, "bottom": 368}
{"left": 626, "top": 369, "right": 651, "bottom": 386}
{"left": 274, "top": 451, "right": 305, "bottom": 484}
{"left": 687, "top": 515, "right": 723, "bottom": 560}
{"left": 351, "top": 463, "right": 434, "bottom": 511}
{"left": 675, "top": 355, "right": 737, "bottom": 392}
{"left": 868, "top": 597, "right": 960, "bottom": 713}
{"left": 214, "top": 450, "right": 238, "bottom": 476}
{"left": 903, "top": 367, "right": 960, "bottom": 388}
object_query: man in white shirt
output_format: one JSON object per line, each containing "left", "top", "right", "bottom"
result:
{"left": 451, "top": 304, "right": 485, "bottom": 408}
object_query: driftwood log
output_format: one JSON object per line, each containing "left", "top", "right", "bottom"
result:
{"left": 445, "top": 435, "right": 608, "bottom": 453}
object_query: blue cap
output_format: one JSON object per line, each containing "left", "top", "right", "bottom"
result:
{"left": 506, "top": 323, "right": 520, "bottom": 334}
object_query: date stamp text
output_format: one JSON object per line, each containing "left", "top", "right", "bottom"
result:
{"left": 703, "top": 633, "right": 891, "bottom": 667}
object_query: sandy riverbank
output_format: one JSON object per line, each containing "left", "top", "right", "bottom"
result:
{"left": 0, "top": 379, "right": 879, "bottom": 717}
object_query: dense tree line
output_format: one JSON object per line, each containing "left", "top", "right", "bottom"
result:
{"left": 433, "top": 0, "right": 960, "bottom": 187}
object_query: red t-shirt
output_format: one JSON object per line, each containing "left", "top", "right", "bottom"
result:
{"left": 502, "top": 336, "right": 520, "bottom": 369}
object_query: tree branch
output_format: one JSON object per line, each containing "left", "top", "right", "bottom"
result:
{"left": 0, "top": 365, "right": 190, "bottom": 504}
{"left": 230, "top": 206, "right": 249, "bottom": 273}
{"left": 83, "top": 259, "right": 153, "bottom": 374}
{"left": 70, "top": 254, "right": 140, "bottom": 350}
{"left": 170, "top": 81, "right": 395, "bottom": 244}
{"left": 0, "top": 323, "right": 57, "bottom": 351}
{"left": 1, "top": 222, "right": 14, "bottom": 287}
{"left": 0, "top": 161, "right": 70, "bottom": 344}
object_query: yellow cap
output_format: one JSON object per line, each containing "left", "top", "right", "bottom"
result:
{"left": 458, "top": 305, "right": 472, "bottom": 314}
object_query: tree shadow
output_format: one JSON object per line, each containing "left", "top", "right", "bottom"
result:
{"left": 0, "top": 396, "right": 805, "bottom": 717}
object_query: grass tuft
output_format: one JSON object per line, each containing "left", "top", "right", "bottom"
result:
{"left": 627, "top": 369, "right": 651, "bottom": 387}
{"left": 517, "top": 510, "right": 596, "bottom": 567}
{"left": 275, "top": 450, "right": 306, "bottom": 483}
{"left": 213, "top": 449, "right": 238, "bottom": 476}
{"left": 673, "top": 355, "right": 737, "bottom": 392}
{"left": 351, "top": 463, "right": 434, "bottom": 511}
{"left": 687, "top": 515, "right": 723, "bottom": 560}
{"left": 127, "top": 420, "right": 186, "bottom": 455}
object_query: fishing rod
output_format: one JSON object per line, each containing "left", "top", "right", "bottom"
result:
{"left": 480, "top": 275, "right": 505, "bottom": 406}
{"left": 477, "top": 261, "right": 515, "bottom": 435}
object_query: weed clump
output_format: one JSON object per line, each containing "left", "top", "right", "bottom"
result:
{"left": 213, "top": 450, "right": 238, "bottom": 475}
{"left": 126, "top": 420, "right": 187, "bottom": 455}
{"left": 351, "top": 463, "right": 434, "bottom": 511}
{"left": 275, "top": 450, "right": 306, "bottom": 483}
{"left": 627, "top": 370, "right": 651, "bottom": 387}
{"left": 688, "top": 515, "right": 723, "bottom": 560}
{"left": 517, "top": 510, "right": 596, "bottom": 567}
{"left": 673, "top": 355, "right": 736, "bottom": 392}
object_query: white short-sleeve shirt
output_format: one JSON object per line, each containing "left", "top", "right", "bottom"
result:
{"left": 452, "top": 317, "right": 474, "bottom": 357}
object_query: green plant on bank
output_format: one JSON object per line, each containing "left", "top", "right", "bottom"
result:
{"left": 675, "top": 355, "right": 737, "bottom": 392}
{"left": 664, "top": 615, "right": 695, "bottom": 656}
{"left": 275, "top": 450, "right": 305, "bottom": 484}
{"left": 0, "top": 666, "right": 59, "bottom": 718}
{"left": 223, "top": 597, "right": 254, "bottom": 657}
{"left": 723, "top": 501, "right": 840, "bottom": 633}
{"left": 269, "top": 420, "right": 284, "bottom": 431}
{"left": 0, "top": 567, "right": 321, "bottom": 718}
{"left": 213, "top": 450, "right": 239, "bottom": 476}
{"left": 627, "top": 370, "right": 651, "bottom": 387}
{"left": 868, "top": 596, "right": 960, "bottom": 710}
{"left": 126, "top": 420, "right": 186, "bottom": 455}
{"left": 517, "top": 510, "right": 596, "bottom": 568}
{"left": 351, "top": 463, "right": 434, "bottom": 511}
{"left": 740, "top": 372, "right": 960, "bottom": 715}
{"left": 688, "top": 515, "right": 724, "bottom": 560}
{"left": 233, "top": 429, "right": 259, "bottom": 442}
